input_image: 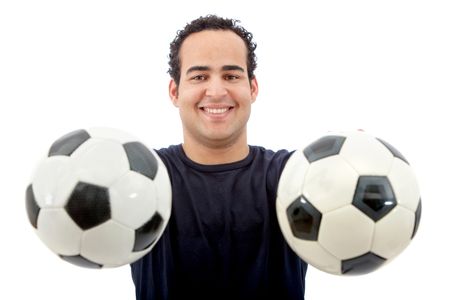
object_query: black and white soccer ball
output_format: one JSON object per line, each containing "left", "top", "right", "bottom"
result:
{"left": 25, "top": 127, "right": 171, "bottom": 268}
{"left": 276, "top": 130, "right": 422, "bottom": 275}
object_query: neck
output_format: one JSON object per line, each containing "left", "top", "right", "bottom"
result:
{"left": 182, "top": 134, "right": 249, "bottom": 165}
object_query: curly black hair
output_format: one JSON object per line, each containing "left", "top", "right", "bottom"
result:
{"left": 168, "top": 15, "right": 257, "bottom": 85}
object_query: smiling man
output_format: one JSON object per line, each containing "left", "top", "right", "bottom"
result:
{"left": 131, "top": 15, "right": 307, "bottom": 300}
{"left": 169, "top": 28, "right": 258, "bottom": 164}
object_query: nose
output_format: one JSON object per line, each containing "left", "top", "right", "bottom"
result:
{"left": 205, "top": 77, "right": 227, "bottom": 98}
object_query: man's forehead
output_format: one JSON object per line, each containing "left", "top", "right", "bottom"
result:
{"left": 180, "top": 31, "right": 247, "bottom": 56}
{"left": 183, "top": 29, "right": 243, "bottom": 44}
{"left": 185, "top": 65, "right": 245, "bottom": 75}
{"left": 179, "top": 30, "right": 247, "bottom": 75}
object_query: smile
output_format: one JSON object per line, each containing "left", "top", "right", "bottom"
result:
{"left": 203, "top": 107, "right": 230, "bottom": 114}
{"left": 199, "top": 106, "right": 234, "bottom": 115}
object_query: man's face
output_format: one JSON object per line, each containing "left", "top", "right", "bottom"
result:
{"left": 169, "top": 30, "right": 258, "bottom": 148}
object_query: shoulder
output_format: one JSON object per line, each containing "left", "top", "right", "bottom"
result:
{"left": 154, "top": 144, "right": 181, "bottom": 162}
{"left": 152, "top": 145, "right": 185, "bottom": 175}
{"left": 250, "top": 145, "right": 293, "bottom": 167}
{"left": 155, "top": 144, "right": 180, "bottom": 156}
{"left": 249, "top": 146, "right": 296, "bottom": 194}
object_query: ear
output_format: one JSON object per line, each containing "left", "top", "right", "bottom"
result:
{"left": 250, "top": 77, "right": 259, "bottom": 103}
{"left": 169, "top": 79, "right": 179, "bottom": 107}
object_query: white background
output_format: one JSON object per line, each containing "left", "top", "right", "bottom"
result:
{"left": 1, "top": 0, "right": 449, "bottom": 299}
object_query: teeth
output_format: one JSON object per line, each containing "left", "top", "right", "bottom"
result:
{"left": 203, "top": 107, "right": 229, "bottom": 114}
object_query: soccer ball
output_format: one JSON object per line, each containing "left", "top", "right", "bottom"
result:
{"left": 276, "top": 130, "right": 422, "bottom": 275}
{"left": 25, "top": 127, "right": 172, "bottom": 268}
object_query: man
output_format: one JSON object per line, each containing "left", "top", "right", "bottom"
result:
{"left": 131, "top": 15, "right": 307, "bottom": 300}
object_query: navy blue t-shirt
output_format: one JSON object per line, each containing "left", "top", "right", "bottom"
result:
{"left": 130, "top": 145, "right": 307, "bottom": 300}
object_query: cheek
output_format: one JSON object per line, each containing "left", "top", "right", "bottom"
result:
{"left": 232, "top": 88, "right": 254, "bottom": 106}
{"left": 177, "top": 92, "right": 200, "bottom": 116}
{"left": 180, "top": 87, "right": 204, "bottom": 106}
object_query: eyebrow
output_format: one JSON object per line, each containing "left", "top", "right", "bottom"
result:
{"left": 186, "top": 65, "right": 245, "bottom": 75}
{"left": 222, "top": 65, "right": 245, "bottom": 72}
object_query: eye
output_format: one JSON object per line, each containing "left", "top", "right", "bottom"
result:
{"left": 224, "top": 74, "right": 240, "bottom": 81}
{"left": 191, "top": 74, "right": 207, "bottom": 81}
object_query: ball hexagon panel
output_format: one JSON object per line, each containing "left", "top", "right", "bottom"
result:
{"left": 276, "top": 201, "right": 342, "bottom": 275}
{"left": 60, "top": 254, "right": 102, "bottom": 269}
{"left": 48, "top": 129, "right": 91, "bottom": 157}
{"left": 37, "top": 208, "right": 83, "bottom": 255}
{"left": 87, "top": 127, "right": 138, "bottom": 144}
{"left": 109, "top": 171, "right": 157, "bottom": 229}
{"left": 290, "top": 240, "right": 342, "bottom": 275}
{"left": 124, "top": 142, "right": 158, "bottom": 180}
{"left": 412, "top": 200, "right": 422, "bottom": 239}
{"left": 341, "top": 252, "right": 386, "bottom": 275}
{"left": 81, "top": 220, "right": 135, "bottom": 266}
{"left": 339, "top": 132, "right": 394, "bottom": 176}
{"left": 303, "top": 156, "right": 359, "bottom": 213}
{"left": 133, "top": 212, "right": 164, "bottom": 252}
{"left": 387, "top": 158, "right": 421, "bottom": 212}
{"left": 286, "top": 195, "right": 322, "bottom": 241}
{"left": 376, "top": 138, "right": 409, "bottom": 164}
{"left": 276, "top": 151, "right": 310, "bottom": 208}
{"left": 371, "top": 206, "right": 415, "bottom": 258}
{"left": 303, "top": 135, "right": 346, "bottom": 163}
{"left": 26, "top": 185, "right": 40, "bottom": 229}
{"left": 70, "top": 138, "right": 130, "bottom": 187}
{"left": 30, "top": 155, "right": 78, "bottom": 208}
{"left": 65, "top": 182, "right": 110, "bottom": 230}
{"left": 352, "top": 176, "right": 397, "bottom": 222}
{"left": 319, "top": 206, "right": 375, "bottom": 260}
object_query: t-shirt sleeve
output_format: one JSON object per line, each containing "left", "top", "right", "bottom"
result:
{"left": 266, "top": 149, "right": 295, "bottom": 200}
